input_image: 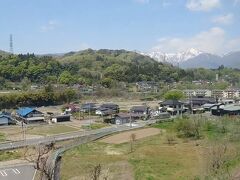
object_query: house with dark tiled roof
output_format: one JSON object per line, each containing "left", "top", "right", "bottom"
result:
{"left": 211, "top": 104, "right": 240, "bottom": 116}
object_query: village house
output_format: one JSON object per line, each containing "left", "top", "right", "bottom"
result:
{"left": 96, "top": 103, "right": 119, "bottom": 116}
{"left": 183, "top": 89, "right": 212, "bottom": 98}
{"left": 159, "top": 100, "right": 185, "bottom": 115}
{"left": 114, "top": 112, "right": 148, "bottom": 125}
{"left": 0, "top": 112, "right": 16, "bottom": 126}
{"left": 16, "top": 107, "right": 45, "bottom": 124}
{"left": 211, "top": 104, "right": 240, "bottom": 116}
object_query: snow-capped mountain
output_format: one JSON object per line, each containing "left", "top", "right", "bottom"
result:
{"left": 143, "top": 48, "right": 240, "bottom": 69}
{"left": 143, "top": 48, "right": 203, "bottom": 65}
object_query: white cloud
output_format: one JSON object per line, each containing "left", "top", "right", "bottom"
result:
{"left": 134, "top": 0, "right": 149, "bottom": 4}
{"left": 212, "top": 13, "right": 234, "bottom": 25}
{"left": 186, "top": 0, "right": 220, "bottom": 11}
{"left": 226, "top": 38, "right": 240, "bottom": 50}
{"left": 152, "top": 27, "right": 240, "bottom": 54}
{"left": 41, "top": 20, "right": 59, "bottom": 32}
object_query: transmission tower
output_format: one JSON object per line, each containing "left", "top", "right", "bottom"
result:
{"left": 10, "top": 34, "right": 13, "bottom": 54}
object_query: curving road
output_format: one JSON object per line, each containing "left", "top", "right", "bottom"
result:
{"left": 0, "top": 120, "right": 156, "bottom": 151}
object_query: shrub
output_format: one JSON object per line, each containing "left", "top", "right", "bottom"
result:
{"left": 175, "top": 118, "right": 201, "bottom": 139}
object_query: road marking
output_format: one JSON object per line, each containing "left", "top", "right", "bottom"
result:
{"left": 12, "top": 168, "right": 21, "bottom": 174}
{"left": 32, "top": 169, "right": 37, "bottom": 180}
{"left": 0, "top": 170, "right": 7, "bottom": 176}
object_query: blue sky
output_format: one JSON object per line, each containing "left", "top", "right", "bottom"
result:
{"left": 0, "top": 0, "right": 239, "bottom": 54}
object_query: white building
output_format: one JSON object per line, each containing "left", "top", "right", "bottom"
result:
{"left": 224, "top": 89, "right": 240, "bottom": 99}
{"left": 183, "top": 89, "right": 211, "bottom": 98}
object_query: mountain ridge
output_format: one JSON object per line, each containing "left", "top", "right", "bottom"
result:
{"left": 143, "top": 49, "right": 240, "bottom": 69}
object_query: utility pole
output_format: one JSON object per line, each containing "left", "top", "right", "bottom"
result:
{"left": 89, "top": 103, "right": 91, "bottom": 128}
{"left": 130, "top": 112, "right": 132, "bottom": 128}
{"left": 21, "top": 121, "right": 26, "bottom": 144}
{"left": 21, "top": 121, "right": 24, "bottom": 140}
{"left": 78, "top": 92, "right": 81, "bottom": 121}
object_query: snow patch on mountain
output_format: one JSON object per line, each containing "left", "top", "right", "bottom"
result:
{"left": 143, "top": 48, "right": 203, "bottom": 65}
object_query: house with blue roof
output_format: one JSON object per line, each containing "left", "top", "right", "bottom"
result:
{"left": 16, "top": 107, "right": 45, "bottom": 124}
{"left": 0, "top": 112, "right": 16, "bottom": 126}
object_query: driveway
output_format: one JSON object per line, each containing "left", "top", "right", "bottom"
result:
{"left": 0, "top": 165, "right": 36, "bottom": 180}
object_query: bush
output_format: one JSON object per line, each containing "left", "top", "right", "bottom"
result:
{"left": 175, "top": 118, "right": 201, "bottom": 139}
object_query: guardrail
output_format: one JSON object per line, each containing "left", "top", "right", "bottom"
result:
{"left": 46, "top": 124, "right": 148, "bottom": 180}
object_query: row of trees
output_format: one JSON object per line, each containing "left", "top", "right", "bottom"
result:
{"left": 0, "top": 87, "right": 77, "bottom": 109}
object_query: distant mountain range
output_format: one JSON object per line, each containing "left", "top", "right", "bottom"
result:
{"left": 143, "top": 48, "right": 240, "bottom": 69}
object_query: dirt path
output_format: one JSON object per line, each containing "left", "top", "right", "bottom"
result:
{"left": 100, "top": 128, "right": 161, "bottom": 144}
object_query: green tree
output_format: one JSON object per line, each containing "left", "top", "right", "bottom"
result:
{"left": 104, "top": 64, "right": 127, "bottom": 81}
{"left": 100, "top": 78, "right": 113, "bottom": 88}
{"left": 21, "top": 77, "right": 31, "bottom": 91}
{"left": 164, "top": 90, "right": 184, "bottom": 100}
{"left": 58, "top": 71, "right": 77, "bottom": 85}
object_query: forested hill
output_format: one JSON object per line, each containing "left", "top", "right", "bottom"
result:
{"left": 56, "top": 49, "right": 185, "bottom": 83}
{"left": 0, "top": 49, "right": 239, "bottom": 88}
{"left": 0, "top": 50, "right": 10, "bottom": 57}
{"left": 0, "top": 49, "right": 185, "bottom": 86}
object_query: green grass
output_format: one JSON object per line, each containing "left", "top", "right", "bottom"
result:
{"left": 82, "top": 123, "right": 108, "bottom": 130}
{"left": 0, "top": 133, "right": 6, "bottom": 142}
{"left": 61, "top": 131, "right": 204, "bottom": 180}
{"left": 0, "top": 151, "right": 21, "bottom": 161}
{"left": 59, "top": 117, "right": 240, "bottom": 179}
{"left": 153, "top": 121, "right": 176, "bottom": 131}
{"left": 27, "top": 124, "right": 79, "bottom": 136}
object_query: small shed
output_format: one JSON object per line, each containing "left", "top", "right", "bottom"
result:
{"left": 115, "top": 113, "right": 131, "bottom": 125}
{"left": 52, "top": 115, "right": 71, "bottom": 123}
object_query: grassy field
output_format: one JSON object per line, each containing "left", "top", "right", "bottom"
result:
{"left": 61, "top": 116, "right": 240, "bottom": 179}
{"left": 0, "top": 133, "right": 5, "bottom": 142}
{"left": 0, "top": 150, "right": 22, "bottom": 162}
{"left": 0, "top": 124, "right": 80, "bottom": 141}
{"left": 26, "top": 124, "right": 80, "bottom": 136}
{"left": 61, "top": 129, "right": 205, "bottom": 179}
{"left": 82, "top": 123, "right": 108, "bottom": 130}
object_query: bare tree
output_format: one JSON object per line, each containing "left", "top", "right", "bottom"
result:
{"left": 206, "top": 142, "right": 233, "bottom": 179}
{"left": 91, "top": 164, "right": 101, "bottom": 180}
{"left": 130, "top": 133, "right": 136, "bottom": 153}
{"left": 24, "top": 142, "right": 55, "bottom": 180}
{"left": 88, "top": 164, "right": 109, "bottom": 180}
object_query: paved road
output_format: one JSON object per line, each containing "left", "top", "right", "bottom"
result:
{"left": 0, "top": 165, "right": 35, "bottom": 180}
{"left": 0, "top": 120, "right": 156, "bottom": 151}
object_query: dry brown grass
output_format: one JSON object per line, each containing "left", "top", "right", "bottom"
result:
{"left": 61, "top": 130, "right": 205, "bottom": 180}
{"left": 100, "top": 128, "right": 161, "bottom": 144}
